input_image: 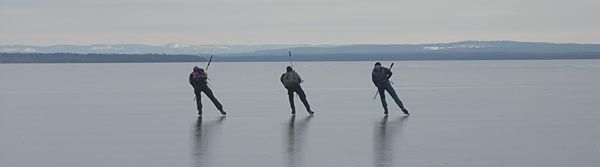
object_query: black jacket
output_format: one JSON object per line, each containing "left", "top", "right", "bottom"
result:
{"left": 372, "top": 67, "right": 392, "bottom": 84}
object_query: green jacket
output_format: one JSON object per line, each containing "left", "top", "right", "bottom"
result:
{"left": 280, "top": 71, "right": 302, "bottom": 87}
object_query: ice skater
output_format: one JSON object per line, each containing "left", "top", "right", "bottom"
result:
{"left": 189, "top": 65, "right": 226, "bottom": 116}
{"left": 281, "top": 66, "right": 314, "bottom": 115}
{"left": 372, "top": 62, "right": 410, "bottom": 115}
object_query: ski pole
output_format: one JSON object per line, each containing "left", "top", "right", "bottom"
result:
{"left": 288, "top": 51, "right": 293, "bottom": 67}
{"left": 206, "top": 55, "right": 214, "bottom": 71}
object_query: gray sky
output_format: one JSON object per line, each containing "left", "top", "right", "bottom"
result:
{"left": 1, "top": 0, "right": 599, "bottom": 45}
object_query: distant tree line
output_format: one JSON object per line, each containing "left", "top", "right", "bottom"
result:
{"left": 0, "top": 53, "right": 207, "bottom": 63}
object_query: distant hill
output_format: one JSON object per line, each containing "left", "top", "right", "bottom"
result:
{"left": 215, "top": 52, "right": 600, "bottom": 62}
{"left": 253, "top": 41, "right": 600, "bottom": 54}
{"left": 0, "top": 43, "right": 326, "bottom": 54}
{"left": 2, "top": 41, "right": 600, "bottom": 63}
{"left": 0, "top": 53, "right": 207, "bottom": 63}
{"left": 5, "top": 41, "right": 599, "bottom": 55}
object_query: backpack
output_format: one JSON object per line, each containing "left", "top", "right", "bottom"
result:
{"left": 192, "top": 69, "right": 208, "bottom": 84}
{"left": 281, "top": 71, "right": 300, "bottom": 87}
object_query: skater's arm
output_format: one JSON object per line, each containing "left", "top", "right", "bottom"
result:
{"left": 371, "top": 70, "right": 380, "bottom": 86}
{"left": 295, "top": 72, "right": 303, "bottom": 83}
{"left": 189, "top": 74, "right": 195, "bottom": 88}
{"left": 386, "top": 68, "right": 393, "bottom": 79}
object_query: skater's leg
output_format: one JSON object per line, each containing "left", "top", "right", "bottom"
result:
{"left": 384, "top": 82, "right": 409, "bottom": 114}
{"left": 295, "top": 86, "right": 313, "bottom": 114}
{"left": 378, "top": 86, "right": 388, "bottom": 114}
{"left": 195, "top": 90, "right": 203, "bottom": 115}
{"left": 287, "top": 88, "right": 296, "bottom": 114}
{"left": 202, "top": 86, "right": 225, "bottom": 114}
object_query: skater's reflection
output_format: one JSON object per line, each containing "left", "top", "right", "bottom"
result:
{"left": 374, "top": 116, "right": 408, "bottom": 167}
{"left": 193, "top": 116, "right": 226, "bottom": 167}
{"left": 285, "top": 115, "right": 313, "bottom": 167}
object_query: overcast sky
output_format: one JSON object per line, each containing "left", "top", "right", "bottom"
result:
{"left": 1, "top": 0, "right": 599, "bottom": 45}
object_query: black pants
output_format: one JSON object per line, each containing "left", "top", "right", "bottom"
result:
{"left": 286, "top": 84, "right": 311, "bottom": 113}
{"left": 194, "top": 84, "right": 223, "bottom": 114}
{"left": 376, "top": 80, "right": 406, "bottom": 112}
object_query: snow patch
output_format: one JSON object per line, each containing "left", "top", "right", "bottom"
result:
{"left": 448, "top": 44, "right": 487, "bottom": 49}
{"left": 91, "top": 46, "right": 124, "bottom": 51}
{"left": 424, "top": 44, "right": 488, "bottom": 50}
{"left": 22, "top": 48, "right": 36, "bottom": 53}
{"left": 167, "top": 43, "right": 189, "bottom": 49}
{"left": 424, "top": 46, "right": 443, "bottom": 50}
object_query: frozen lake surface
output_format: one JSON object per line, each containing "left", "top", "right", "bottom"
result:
{"left": 2, "top": 60, "right": 600, "bottom": 167}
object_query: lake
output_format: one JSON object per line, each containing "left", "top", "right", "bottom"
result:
{"left": 1, "top": 60, "right": 599, "bottom": 167}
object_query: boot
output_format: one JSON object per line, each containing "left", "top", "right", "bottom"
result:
{"left": 401, "top": 108, "right": 410, "bottom": 115}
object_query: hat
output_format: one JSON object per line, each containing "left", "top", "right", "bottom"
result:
{"left": 193, "top": 66, "right": 202, "bottom": 71}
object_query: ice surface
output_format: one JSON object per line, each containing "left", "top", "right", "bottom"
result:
{"left": 1, "top": 60, "right": 599, "bottom": 167}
